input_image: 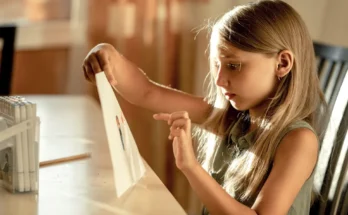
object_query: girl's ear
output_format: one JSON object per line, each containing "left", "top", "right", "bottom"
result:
{"left": 276, "top": 50, "right": 294, "bottom": 78}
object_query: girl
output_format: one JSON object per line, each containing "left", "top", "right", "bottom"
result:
{"left": 83, "top": 0, "right": 327, "bottom": 214}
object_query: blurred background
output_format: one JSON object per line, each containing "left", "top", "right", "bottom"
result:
{"left": 0, "top": 0, "right": 347, "bottom": 214}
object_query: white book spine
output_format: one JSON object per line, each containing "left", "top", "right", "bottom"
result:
{"left": 19, "top": 100, "right": 30, "bottom": 192}
{"left": 5, "top": 97, "right": 25, "bottom": 192}
{"left": 26, "top": 101, "right": 37, "bottom": 191}
{"left": 13, "top": 101, "right": 24, "bottom": 192}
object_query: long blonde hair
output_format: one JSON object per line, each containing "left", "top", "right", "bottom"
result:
{"left": 196, "top": 0, "right": 327, "bottom": 202}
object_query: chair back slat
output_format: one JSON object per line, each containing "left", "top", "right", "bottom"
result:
{"left": 0, "top": 25, "right": 16, "bottom": 95}
{"left": 318, "top": 103, "right": 348, "bottom": 214}
{"left": 330, "top": 103, "right": 348, "bottom": 215}
{"left": 311, "top": 42, "right": 348, "bottom": 215}
{"left": 340, "top": 187, "right": 348, "bottom": 214}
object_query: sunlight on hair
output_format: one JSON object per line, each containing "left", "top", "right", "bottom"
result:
{"left": 214, "top": 92, "right": 226, "bottom": 109}
{"left": 259, "top": 118, "right": 272, "bottom": 131}
{"left": 240, "top": 151, "right": 256, "bottom": 173}
{"left": 201, "top": 132, "right": 218, "bottom": 170}
{"left": 223, "top": 151, "right": 257, "bottom": 195}
{"left": 209, "top": 29, "right": 220, "bottom": 57}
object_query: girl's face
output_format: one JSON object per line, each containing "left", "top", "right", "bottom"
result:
{"left": 211, "top": 38, "right": 279, "bottom": 112}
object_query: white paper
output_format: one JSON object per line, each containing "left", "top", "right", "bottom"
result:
{"left": 96, "top": 72, "right": 146, "bottom": 198}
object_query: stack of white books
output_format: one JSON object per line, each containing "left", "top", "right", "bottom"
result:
{"left": 0, "top": 96, "right": 40, "bottom": 193}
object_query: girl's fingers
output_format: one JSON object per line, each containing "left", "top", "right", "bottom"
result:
{"left": 153, "top": 113, "right": 171, "bottom": 122}
{"left": 170, "top": 111, "right": 189, "bottom": 120}
{"left": 170, "top": 128, "right": 185, "bottom": 139}
{"left": 153, "top": 112, "right": 190, "bottom": 125}
{"left": 168, "top": 111, "right": 189, "bottom": 125}
{"left": 154, "top": 112, "right": 191, "bottom": 138}
{"left": 89, "top": 54, "right": 103, "bottom": 74}
{"left": 171, "top": 118, "right": 190, "bottom": 130}
{"left": 85, "top": 64, "right": 96, "bottom": 84}
{"left": 95, "top": 51, "right": 117, "bottom": 86}
{"left": 83, "top": 65, "right": 91, "bottom": 82}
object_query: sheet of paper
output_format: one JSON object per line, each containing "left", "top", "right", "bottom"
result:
{"left": 96, "top": 72, "right": 146, "bottom": 197}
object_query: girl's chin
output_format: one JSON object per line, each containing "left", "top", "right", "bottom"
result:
{"left": 230, "top": 101, "right": 247, "bottom": 111}
{"left": 230, "top": 98, "right": 254, "bottom": 111}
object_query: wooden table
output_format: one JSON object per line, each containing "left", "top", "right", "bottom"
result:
{"left": 0, "top": 95, "right": 186, "bottom": 215}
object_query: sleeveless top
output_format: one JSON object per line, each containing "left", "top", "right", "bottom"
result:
{"left": 202, "top": 116, "right": 318, "bottom": 215}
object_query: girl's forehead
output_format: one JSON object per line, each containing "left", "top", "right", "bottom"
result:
{"left": 210, "top": 32, "right": 243, "bottom": 56}
{"left": 211, "top": 40, "right": 243, "bottom": 59}
{"left": 210, "top": 39, "right": 272, "bottom": 62}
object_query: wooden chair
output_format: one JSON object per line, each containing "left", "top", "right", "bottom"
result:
{"left": 315, "top": 42, "right": 348, "bottom": 113}
{"left": 0, "top": 25, "right": 16, "bottom": 95}
{"left": 311, "top": 41, "right": 348, "bottom": 215}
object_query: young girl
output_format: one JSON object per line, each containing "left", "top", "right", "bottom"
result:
{"left": 83, "top": 0, "right": 327, "bottom": 214}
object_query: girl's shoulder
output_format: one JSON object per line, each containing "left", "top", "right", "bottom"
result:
{"left": 275, "top": 120, "right": 319, "bottom": 163}
{"left": 273, "top": 120, "right": 319, "bottom": 177}
{"left": 280, "top": 120, "right": 318, "bottom": 141}
{"left": 284, "top": 120, "right": 315, "bottom": 131}
{"left": 272, "top": 120, "right": 319, "bottom": 160}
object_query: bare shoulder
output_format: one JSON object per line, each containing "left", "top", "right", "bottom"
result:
{"left": 252, "top": 128, "right": 319, "bottom": 213}
{"left": 274, "top": 127, "right": 319, "bottom": 178}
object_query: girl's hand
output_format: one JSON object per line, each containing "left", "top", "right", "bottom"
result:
{"left": 153, "top": 111, "right": 199, "bottom": 172}
{"left": 82, "top": 43, "right": 119, "bottom": 86}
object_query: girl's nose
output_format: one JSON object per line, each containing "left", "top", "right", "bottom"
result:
{"left": 215, "top": 69, "right": 229, "bottom": 88}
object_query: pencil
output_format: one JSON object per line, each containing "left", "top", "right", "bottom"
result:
{"left": 39, "top": 153, "right": 91, "bottom": 167}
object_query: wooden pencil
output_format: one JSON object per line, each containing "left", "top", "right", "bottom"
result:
{"left": 39, "top": 153, "right": 91, "bottom": 167}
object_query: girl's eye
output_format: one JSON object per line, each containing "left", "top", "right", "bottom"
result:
{"left": 226, "top": 63, "right": 241, "bottom": 71}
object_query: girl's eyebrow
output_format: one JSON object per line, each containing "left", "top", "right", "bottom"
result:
{"left": 217, "top": 47, "right": 241, "bottom": 59}
{"left": 220, "top": 54, "right": 240, "bottom": 59}
{"left": 219, "top": 54, "right": 241, "bottom": 61}
{"left": 212, "top": 49, "right": 241, "bottom": 60}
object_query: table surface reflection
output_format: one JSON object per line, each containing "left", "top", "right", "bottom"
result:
{"left": 0, "top": 95, "right": 186, "bottom": 215}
